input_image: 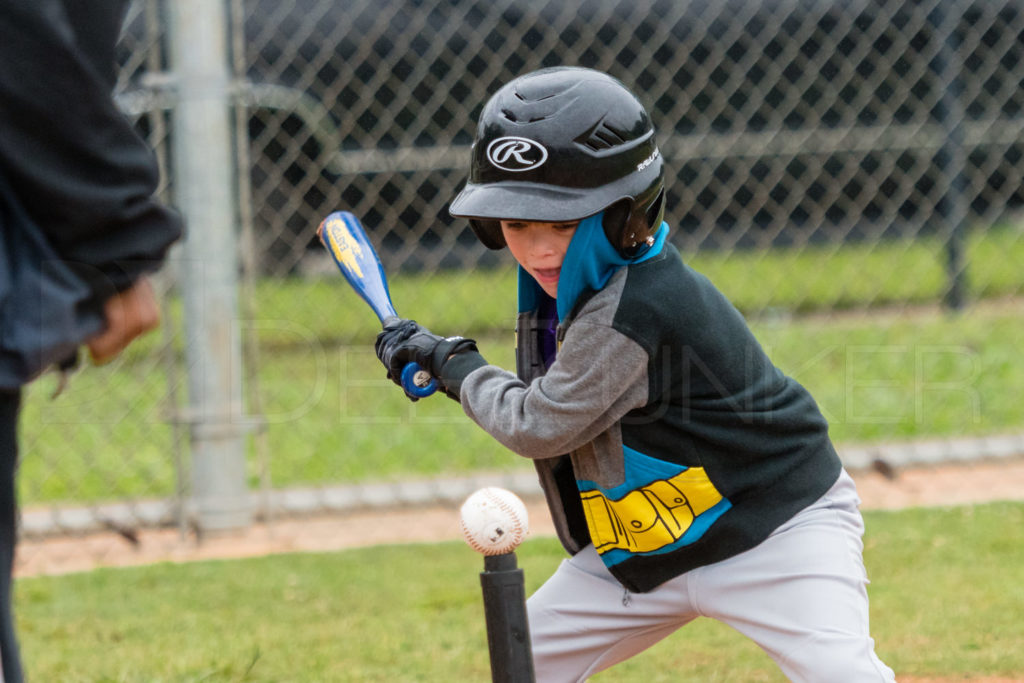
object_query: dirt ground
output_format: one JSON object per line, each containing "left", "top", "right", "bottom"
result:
{"left": 14, "top": 458, "right": 1024, "bottom": 579}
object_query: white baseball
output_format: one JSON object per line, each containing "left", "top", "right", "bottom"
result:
{"left": 459, "top": 487, "right": 529, "bottom": 556}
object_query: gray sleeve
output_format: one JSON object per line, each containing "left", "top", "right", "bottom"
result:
{"left": 460, "top": 320, "right": 649, "bottom": 459}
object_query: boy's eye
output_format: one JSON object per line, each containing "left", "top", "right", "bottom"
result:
{"left": 501, "top": 220, "right": 578, "bottom": 231}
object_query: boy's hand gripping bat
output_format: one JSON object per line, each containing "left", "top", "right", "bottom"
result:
{"left": 317, "top": 211, "right": 438, "bottom": 398}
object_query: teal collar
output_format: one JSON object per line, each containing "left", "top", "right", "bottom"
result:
{"left": 517, "top": 214, "right": 669, "bottom": 321}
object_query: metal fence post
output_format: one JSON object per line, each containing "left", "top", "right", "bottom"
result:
{"left": 931, "top": 1, "right": 970, "bottom": 311}
{"left": 167, "top": 0, "right": 250, "bottom": 532}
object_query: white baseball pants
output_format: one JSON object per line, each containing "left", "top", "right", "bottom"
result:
{"left": 526, "top": 470, "right": 896, "bottom": 682}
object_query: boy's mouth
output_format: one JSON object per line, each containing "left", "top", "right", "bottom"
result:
{"left": 533, "top": 267, "right": 561, "bottom": 284}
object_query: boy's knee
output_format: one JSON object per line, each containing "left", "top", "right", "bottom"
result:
{"left": 778, "top": 633, "right": 895, "bottom": 683}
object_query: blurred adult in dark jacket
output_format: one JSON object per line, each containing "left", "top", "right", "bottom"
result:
{"left": 0, "top": 2, "right": 183, "bottom": 679}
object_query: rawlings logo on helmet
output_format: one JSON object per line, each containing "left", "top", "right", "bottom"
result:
{"left": 486, "top": 136, "right": 548, "bottom": 172}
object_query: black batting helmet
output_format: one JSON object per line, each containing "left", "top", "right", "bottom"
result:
{"left": 449, "top": 67, "right": 666, "bottom": 258}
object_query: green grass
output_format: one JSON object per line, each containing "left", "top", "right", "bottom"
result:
{"left": 752, "top": 305, "right": 1023, "bottom": 443}
{"left": 16, "top": 501, "right": 1024, "bottom": 681}
{"left": 692, "top": 224, "right": 1024, "bottom": 313}
{"left": 19, "top": 297, "right": 1023, "bottom": 505}
{"left": 16, "top": 227, "right": 1024, "bottom": 505}
{"left": 236, "top": 224, "right": 1024, "bottom": 345}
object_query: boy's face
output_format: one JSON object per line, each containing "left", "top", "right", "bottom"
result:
{"left": 500, "top": 220, "right": 579, "bottom": 298}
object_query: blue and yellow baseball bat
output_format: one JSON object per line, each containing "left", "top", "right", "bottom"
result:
{"left": 317, "top": 211, "right": 438, "bottom": 398}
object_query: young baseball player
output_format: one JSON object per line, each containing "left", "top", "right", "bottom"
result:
{"left": 376, "top": 66, "right": 895, "bottom": 682}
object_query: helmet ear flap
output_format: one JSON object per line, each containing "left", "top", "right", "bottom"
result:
{"left": 645, "top": 188, "right": 666, "bottom": 233}
{"left": 601, "top": 201, "right": 632, "bottom": 254}
{"left": 469, "top": 218, "right": 506, "bottom": 249}
{"left": 602, "top": 186, "right": 666, "bottom": 258}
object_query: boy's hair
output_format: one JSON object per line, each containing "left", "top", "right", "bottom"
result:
{"left": 450, "top": 66, "right": 665, "bottom": 258}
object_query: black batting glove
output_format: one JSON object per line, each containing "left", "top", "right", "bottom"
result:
{"left": 375, "top": 319, "right": 420, "bottom": 372}
{"left": 374, "top": 317, "right": 423, "bottom": 388}
{"left": 390, "top": 332, "right": 478, "bottom": 379}
{"left": 375, "top": 318, "right": 479, "bottom": 400}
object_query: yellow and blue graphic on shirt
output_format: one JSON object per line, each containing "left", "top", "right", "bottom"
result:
{"left": 578, "top": 446, "right": 731, "bottom": 567}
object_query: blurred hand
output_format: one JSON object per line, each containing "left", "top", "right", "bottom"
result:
{"left": 87, "top": 277, "right": 161, "bottom": 364}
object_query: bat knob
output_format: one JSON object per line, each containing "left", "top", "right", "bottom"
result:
{"left": 401, "top": 363, "right": 438, "bottom": 398}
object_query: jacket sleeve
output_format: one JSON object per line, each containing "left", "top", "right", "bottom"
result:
{"left": 0, "top": 1, "right": 182, "bottom": 297}
{"left": 459, "top": 320, "right": 650, "bottom": 459}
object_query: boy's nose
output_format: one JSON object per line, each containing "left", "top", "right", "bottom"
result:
{"left": 529, "top": 231, "right": 557, "bottom": 255}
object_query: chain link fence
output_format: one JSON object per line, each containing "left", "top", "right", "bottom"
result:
{"left": 240, "top": 0, "right": 1024, "bottom": 283}
{"left": 16, "top": 0, "right": 1024, "bottom": 541}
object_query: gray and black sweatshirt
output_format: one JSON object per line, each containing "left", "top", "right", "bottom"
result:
{"left": 442, "top": 242, "right": 841, "bottom": 593}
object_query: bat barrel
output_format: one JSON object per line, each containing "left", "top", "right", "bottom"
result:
{"left": 319, "top": 211, "right": 398, "bottom": 323}
{"left": 318, "top": 212, "right": 437, "bottom": 399}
